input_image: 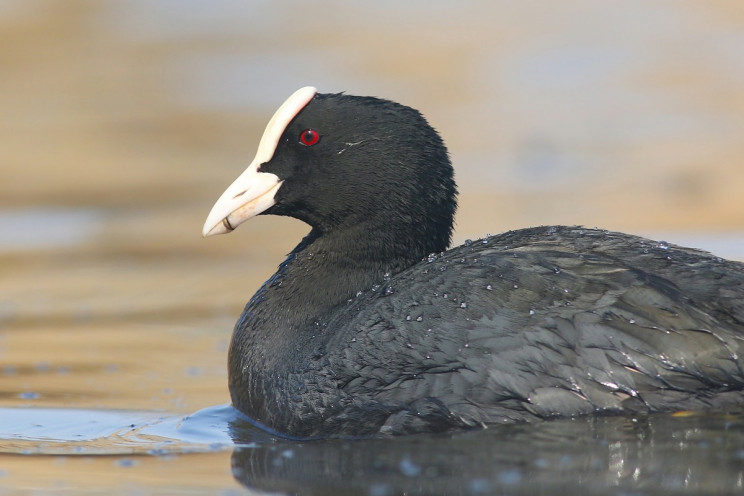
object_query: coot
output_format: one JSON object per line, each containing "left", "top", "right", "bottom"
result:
{"left": 203, "top": 87, "right": 744, "bottom": 438}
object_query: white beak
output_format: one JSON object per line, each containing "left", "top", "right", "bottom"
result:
{"left": 202, "top": 86, "right": 317, "bottom": 237}
{"left": 201, "top": 162, "right": 283, "bottom": 237}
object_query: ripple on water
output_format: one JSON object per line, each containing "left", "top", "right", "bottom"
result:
{"left": 0, "top": 404, "right": 237, "bottom": 456}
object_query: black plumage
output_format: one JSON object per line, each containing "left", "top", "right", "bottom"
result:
{"left": 204, "top": 88, "right": 744, "bottom": 438}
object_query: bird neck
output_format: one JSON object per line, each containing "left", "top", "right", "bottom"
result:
{"left": 227, "top": 218, "right": 448, "bottom": 421}
{"left": 263, "top": 224, "right": 429, "bottom": 322}
{"left": 234, "top": 217, "right": 447, "bottom": 350}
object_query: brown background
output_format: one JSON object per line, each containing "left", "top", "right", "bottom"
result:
{"left": 1, "top": 1, "right": 743, "bottom": 492}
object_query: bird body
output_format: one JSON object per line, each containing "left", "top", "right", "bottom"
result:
{"left": 203, "top": 87, "right": 744, "bottom": 438}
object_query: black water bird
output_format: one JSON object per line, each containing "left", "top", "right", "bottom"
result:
{"left": 203, "top": 87, "right": 744, "bottom": 438}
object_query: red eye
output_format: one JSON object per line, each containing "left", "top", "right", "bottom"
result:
{"left": 299, "top": 129, "right": 320, "bottom": 146}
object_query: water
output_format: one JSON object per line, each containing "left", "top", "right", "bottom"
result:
{"left": 0, "top": 405, "right": 235, "bottom": 456}
{"left": 0, "top": 208, "right": 103, "bottom": 252}
{"left": 2, "top": 0, "right": 744, "bottom": 494}
{"left": 2, "top": 404, "right": 743, "bottom": 495}
{"left": 228, "top": 412, "right": 744, "bottom": 495}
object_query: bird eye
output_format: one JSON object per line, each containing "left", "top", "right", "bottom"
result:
{"left": 299, "top": 129, "right": 320, "bottom": 146}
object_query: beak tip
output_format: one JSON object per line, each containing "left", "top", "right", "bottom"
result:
{"left": 202, "top": 221, "right": 226, "bottom": 238}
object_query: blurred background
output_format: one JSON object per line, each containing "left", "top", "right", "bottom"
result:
{"left": 2, "top": 0, "right": 744, "bottom": 415}
{"left": 0, "top": 0, "right": 743, "bottom": 490}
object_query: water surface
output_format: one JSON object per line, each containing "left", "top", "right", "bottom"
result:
{"left": 2, "top": 1, "right": 744, "bottom": 494}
